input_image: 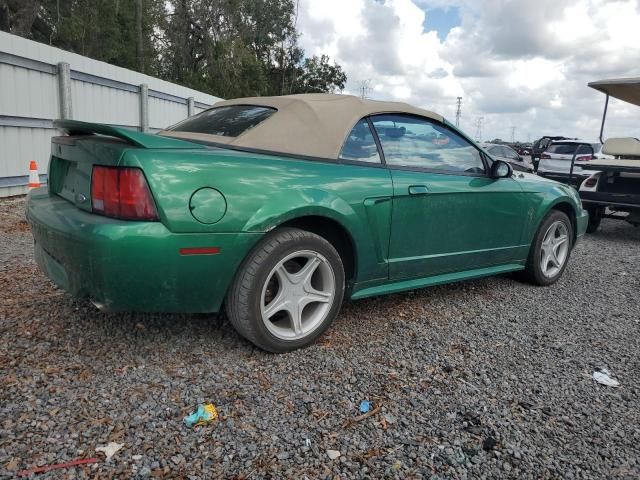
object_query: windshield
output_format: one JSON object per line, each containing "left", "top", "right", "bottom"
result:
{"left": 167, "top": 105, "right": 276, "bottom": 137}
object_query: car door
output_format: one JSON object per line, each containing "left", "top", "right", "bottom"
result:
{"left": 369, "top": 114, "right": 528, "bottom": 280}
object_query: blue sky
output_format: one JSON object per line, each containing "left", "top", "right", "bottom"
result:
{"left": 299, "top": 0, "right": 640, "bottom": 141}
{"left": 422, "top": 6, "right": 461, "bottom": 40}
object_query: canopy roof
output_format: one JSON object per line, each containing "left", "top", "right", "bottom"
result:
{"left": 589, "top": 77, "right": 640, "bottom": 107}
{"left": 160, "top": 94, "right": 443, "bottom": 159}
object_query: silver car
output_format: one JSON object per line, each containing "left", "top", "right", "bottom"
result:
{"left": 481, "top": 143, "right": 533, "bottom": 172}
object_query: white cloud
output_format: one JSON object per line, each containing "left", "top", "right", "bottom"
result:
{"left": 297, "top": 0, "right": 640, "bottom": 142}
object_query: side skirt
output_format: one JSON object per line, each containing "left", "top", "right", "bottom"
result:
{"left": 349, "top": 263, "right": 525, "bottom": 300}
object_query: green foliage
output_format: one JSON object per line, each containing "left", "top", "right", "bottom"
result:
{"left": 0, "top": 0, "right": 347, "bottom": 98}
{"left": 293, "top": 54, "right": 347, "bottom": 93}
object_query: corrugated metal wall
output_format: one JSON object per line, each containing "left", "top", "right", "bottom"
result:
{"left": 0, "top": 31, "right": 221, "bottom": 197}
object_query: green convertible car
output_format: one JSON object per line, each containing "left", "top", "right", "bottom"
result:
{"left": 27, "top": 94, "right": 588, "bottom": 352}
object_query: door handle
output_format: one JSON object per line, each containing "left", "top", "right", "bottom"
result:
{"left": 408, "top": 185, "right": 429, "bottom": 195}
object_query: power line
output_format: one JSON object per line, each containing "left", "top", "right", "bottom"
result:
{"left": 359, "top": 79, "right": 372, "bottom": 99}
{"left": 455, "top": 97, "right": 462, "bottom": 128}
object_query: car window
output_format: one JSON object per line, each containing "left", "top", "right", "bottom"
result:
{"left": 339, "top": 119, "right": 382, "bottom": 164}
{"left": 167, "top": 105, "right": 276, "bottom": 137}
{"left": 370, "top": 114, "right": 485, "bottom": 174}
{"left": 495, "top": 146, "right": 509, "bottom": 158}
{"left": 487, "top": 146, "right": 501, "bottom": 156}
{"left": 547, "top": 143, "right": 589, "bottom": 154}
{"left": 503, "top": 147, "right": 519, "bottom": 160}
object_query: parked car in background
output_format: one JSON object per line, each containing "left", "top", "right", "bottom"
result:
{"left": 27, "top": 94, "right": 588, "bottom": 352}
{"left": 537, "top": 140, "right": 611, "bottom": 186}
{"left": 532, "top": 136, "right": 573, "bottom": 170}
{"left": 481, "top": 143, "right": 533, "bottom": 172}
{"left": 579, "top": 77, "right": 640, "bottom": 233}
{"left": 517, "top": 146, "right": 532, "bottom": 156}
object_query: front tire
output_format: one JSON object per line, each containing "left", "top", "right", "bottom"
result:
{"left": 226, "top": 228, "right": 345, "bottom": 353}
{"left": 521, "top": 210, "right": 573, "bottom": 286}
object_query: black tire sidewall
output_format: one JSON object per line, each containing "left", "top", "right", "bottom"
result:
{"left": 528, "top": 211, "right": 574, "bottom": 286}
{"left": 586, "top": 207, "right": 602, "bottom": 233}
{"left": 233, "top": 229, "right": 345, "bottom": 352}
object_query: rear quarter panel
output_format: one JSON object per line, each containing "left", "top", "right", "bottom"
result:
{"left": 122, "top": 148, "right": 394, "bottom": 283}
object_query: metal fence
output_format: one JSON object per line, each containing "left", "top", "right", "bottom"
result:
{"left": 0, "top": 31, "right": 221, "bottom": 197}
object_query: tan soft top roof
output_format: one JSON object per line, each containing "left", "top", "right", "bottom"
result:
{"left": 589, "top": 77, "right": 640, "bottom": 107}
{"left": 160, "top": 93, "right": 444, "bottom": 159}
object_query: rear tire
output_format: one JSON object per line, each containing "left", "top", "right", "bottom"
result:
{"left": 521, "top": 210, "right": 573, "bottom": 286}
{"left": 226, "top": 228, "right": 345, "bottom": 353}
{"left": 586, "top": 207, "right": 603, "bottom": 233}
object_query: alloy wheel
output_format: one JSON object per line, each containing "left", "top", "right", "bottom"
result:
{"left": 260, "top": 250, "right": 336, "bottom": 340}
{"left": 540, "top": 220, "right": 570, "bottom": 278}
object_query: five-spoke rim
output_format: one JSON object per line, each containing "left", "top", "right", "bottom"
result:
{"left": 540, "top": 220, "right": 570, "bottom": 278}
{"left": 260, "top": 250, "right": 336, "bottom": 340}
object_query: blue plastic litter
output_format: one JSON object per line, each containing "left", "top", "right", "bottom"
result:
{"left": 359, "top": 400, "right": 371, "bottom": 413}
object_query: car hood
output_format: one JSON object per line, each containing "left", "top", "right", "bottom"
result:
{"left": 515, "top": 172, "right": 558, "bottom": 184}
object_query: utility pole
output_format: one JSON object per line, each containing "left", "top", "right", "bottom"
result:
{"left": 455, "top": 97, "right": 462, "bottom": 128}
{"left": 359, "top": 79, "right": 372, "bottom": 99}
{"left": 474, "top": 117, "right": 484, "bottom": 143}
{"left": 510, "top": 126, "right": 516, "bottom": 143}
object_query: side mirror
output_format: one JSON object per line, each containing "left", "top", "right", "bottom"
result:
{"left": 490, "top": 160, "right": 513, "bottom": 179}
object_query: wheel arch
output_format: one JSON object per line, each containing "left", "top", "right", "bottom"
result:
{"left": 276, "top": 215, "right": 358, "bottom": 287}
{"left": 549, "top": 201, "right": 578, "bottom": 242}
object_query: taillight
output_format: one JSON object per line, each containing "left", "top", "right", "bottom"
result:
{"left": 584, "top": 177, "right": 598, "bottom": 188}
{"left": 91, "top": 166, "right": 159, "bottom": 220}
{"left": 575, "top": 155, "right": 592, "bottom": 162}
{"left": 541, "top": 153, "right": 551, "bottom": 159}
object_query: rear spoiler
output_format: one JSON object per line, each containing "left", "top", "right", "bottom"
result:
{"left": 53, "top": 120, "right": 205, "bottom": 150}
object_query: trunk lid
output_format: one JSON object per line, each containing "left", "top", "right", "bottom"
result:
{"left": 48, "top": 121, "right": 204, "bottom": 212}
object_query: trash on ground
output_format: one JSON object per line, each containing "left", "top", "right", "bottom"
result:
{"left": 343, "top": 404, "right": 382, "bottom": 428}
{"left": 359, "top": 400, "right": 371, "bottom": 413}
{"left": 183, "top": 403, "right": 219, "bottom": 427}
{"left": 593, "top": 369, "right": 620, "bottom": 387}
{"left": 95, "top": 442, "right": 124, "bottom": 460}
{"left": 327, "top": 449, "right": 341, "bottom": 460}
{"left": 18, "top": 458, "right": 100, "bottom": 477}
{"left": 304, "top": 438, "right": 312, "bottom": 448}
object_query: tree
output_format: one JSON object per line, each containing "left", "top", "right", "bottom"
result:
{"left": 0, "top": 0, "right": 40, "bottom": 36}
{"left": 0, "top": 0, "right": 347, "bottom": 99}
{"left": 293, "top": 55, "right": 346, "bottom": 94}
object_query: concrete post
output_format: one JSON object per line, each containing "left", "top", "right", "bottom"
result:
{"left": 139, "top": 83, "right": 149, "bottom": 132}
{"left": 57, "top": 62, "right": 72, "bottom": 119}
{"left": 187, "top": 97, "right": 195, "bottom": 117}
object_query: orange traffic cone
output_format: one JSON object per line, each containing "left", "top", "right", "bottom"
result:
{"left": 28, "top": 160, "right": 40, "bottom": 190}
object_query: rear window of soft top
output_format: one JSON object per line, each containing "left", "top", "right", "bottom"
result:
{"left": 167, "top": 105, "right": 276, "bottom": 137}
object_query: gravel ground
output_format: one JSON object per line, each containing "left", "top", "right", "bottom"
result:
{"left": 1, "top": 195, "right": 639, "bottom": 479}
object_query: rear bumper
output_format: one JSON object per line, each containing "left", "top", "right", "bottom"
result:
{"left": 537, "top": 170, "right": 592, "bottom": 186}
{"left": 26, "top": 188, "right": 261, "bottom": 313}
{"left": 580, "top": 191, "right": 640, "bottom": 209}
